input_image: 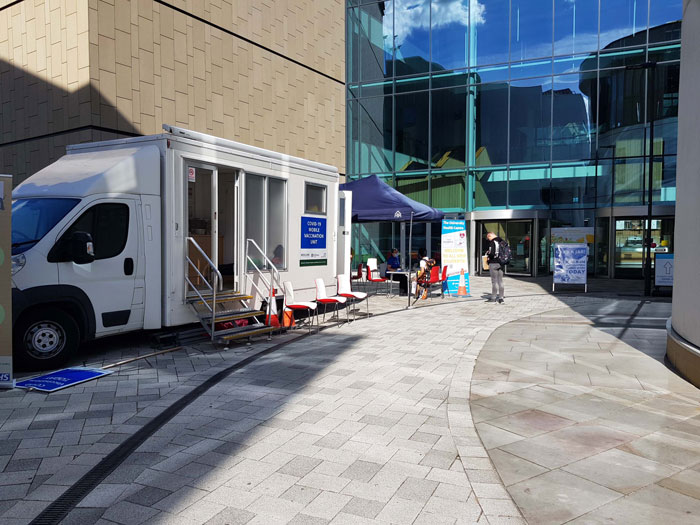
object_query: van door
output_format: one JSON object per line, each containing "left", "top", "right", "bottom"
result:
{"left": 56, "top": 198, "right": 144, "bottom": 335}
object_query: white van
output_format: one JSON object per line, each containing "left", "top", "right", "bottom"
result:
{"left": 11, "top": 126, "right": 351, "bottom": 370}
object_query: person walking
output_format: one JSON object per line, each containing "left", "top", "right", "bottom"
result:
{"left": 484, "top": 232, "right": 509, "bottom": 304}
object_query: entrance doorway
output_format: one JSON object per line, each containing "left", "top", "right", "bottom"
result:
{"left": 478, "top": 220, "right": 533, "bottom": 276}
{"left": 614, "top": 217, "right": 674, "bottom": 279}
{"left": 186, "top": 164, "right": 238, "bottom": 290}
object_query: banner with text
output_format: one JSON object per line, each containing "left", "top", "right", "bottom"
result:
{"left": 0, "top": 175, "right": 12, "bottom": 388}
{"left": 553, "top": 243, "right": 588, "bottom": 285}
{"left": 300, "top": 216, "right": 327, "bottom": 267}
{"left": 441, "top": 220, "right": 470, "bottom": 295}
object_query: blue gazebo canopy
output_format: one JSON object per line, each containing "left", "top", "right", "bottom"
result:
{"left": 339, "top": 175, "right": 445, "bottom": 223}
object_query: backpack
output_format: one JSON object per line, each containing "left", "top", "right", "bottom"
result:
{"left": 496, "top": 240, "right": 512, "bottom": 265}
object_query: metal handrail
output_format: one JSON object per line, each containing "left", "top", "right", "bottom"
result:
{"left": 245, "top": 239, "right": 284, "bottom": 330}
{"left": 186, "top": 237, "right": 222, "bottom": 341}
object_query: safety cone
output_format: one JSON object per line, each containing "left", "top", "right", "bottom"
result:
{"left": 457, "top": 269, "right": 469, "bottom": 296}
{"left": 282, "top": 308, "right": 296, "bottom": 328}
{"left": 266, "top": 296, "right": 281, "bottom": 327}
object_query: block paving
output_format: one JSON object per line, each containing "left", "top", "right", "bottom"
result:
{"left": 0, "top": 276, "right": 696, "bottom": 524}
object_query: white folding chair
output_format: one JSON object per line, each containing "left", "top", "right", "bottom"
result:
{"left": 337, "top": 274, "right": 368, "bottom": 321}
{"left": 366, "top": 258, "right": 389, "bottom": 295}
{"left": 315, "top": 278, "right": 348, "bottom": 326}
{"left": 283, "top": 281, "right": 318, "bottom": 332}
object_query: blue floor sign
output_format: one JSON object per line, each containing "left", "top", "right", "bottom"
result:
{"left": 16, "top": 367, "right": 113, "bottom": 392}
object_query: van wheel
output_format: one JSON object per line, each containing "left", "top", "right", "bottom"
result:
{"left": 14, "top": 308, "right": 80, "bottom": 371}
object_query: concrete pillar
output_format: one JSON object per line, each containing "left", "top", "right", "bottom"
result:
{"left": 667, "top": 0, "right": 700, "bottom": 386}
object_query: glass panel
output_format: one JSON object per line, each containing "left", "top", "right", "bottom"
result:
{"left": 267, "top": 178, "right": 286, "bottom": 269}
{"left": 353, "top": 221, "right": 395, "bottom": 265}
{"left": 408, "top": 222, "right": 427, "bottom": 268}
{"left": 305, "top": 184, "right": 326, "bottom": 214}
{"left": 599, "top": 0, "right": 648, "bottom": 50}
{"left": 245, "top": 174, "right": 265, "bottom": 270}
{"left": 471, "top": 83, "right": 509, "bottom": 166}
{"left": 358, "top": 96, "right": 393, "bottom": 173}
{"left": 614, "top": 218, "right": 645, "bottom": 276}
{"left": 648, "top": 43, "right": 681, "bottom": 63}
{"left": 360, "top": 79, "right": 393, "bottom": 97}
{"left": 510, "top": 0, "right": 553, "bottom": 62}
{"left": 553, "top": 54, "right": 598, "bottom": 75}
{"left": 395, "top": 173, "right": 429, "bottom": 204}
{"left": 11, "top": 198, "right": 80, "bottom": 255}
{"left": 432, "top": 69, "right": 469, "bottom": 89}
{"left": 552, "top": 73, "right": 595, "bottom": 161}
{"left": 431, "top": 0, "right": 469, "bottom": 71}
{"left": 510, "top": 77, "right": 553, "bottom": 164}
{"left": 654, "top": 155, "right": 676, "bottom": 204}
{"left": 65, "top": 204, "right": 129, "bottom": 260}
{"left": 395, "top": 91, "right": 429, "bottom": 171}
{"left": 395, "top": 75, "right": 429, "bottom": 93}
{"left": 652, "top": 62, "right": 680, "bottom": 157}
{"left": 595, "top": 216, "right": 610, "bottom": 276}
{"left": 510, "top": 58, "right": 553, "bottom": 80}
{"left": 596, "top": 158, "right": 614, "bottom": 206}
{"left": 597, "top": 68, "right": 645, "bottom": 158}
{"left": 554, "top": 0, "right": 599, "bottom": 56}
{"left": 537, "top": 219, "right": 549, "bottom": 274}
{"left": 550, "top": 162, "right": 597, "bottom": 208}
{"left": 508, "top": 165, "right": 550, "bottom": 208}
{"left": 649, "top": 0, "right": 682, "bottom": 43}
{"left": 613, "top": 156, "right": 645, "bottom": 205}
{"left": 391, "top": 0, "right": 429, "bottom": 76}
{"left": 431, "top": 86, "right": 467, "bottom": 169}
{"left": 358, "top": 1, "right": 393, "bottom": 81}
{"left": 505, "top": 221, "right": 532, "bottom": 275}
{"left": 471, "top": 0, "right": 509, "bottom": 66}
{"left": 599, "top": 46, "right": 646, "bottom": 69}
{"left": 347, "top": 98, "right": 359, "bottom": 175}
{"left": 473, "top": 167, "right": 507, "bottom": 208}
{"left": 431, "top": 173, "right": 466, "bottom": 209}
{"left": 347, "top": 7, "right": 360, "bottom": 84}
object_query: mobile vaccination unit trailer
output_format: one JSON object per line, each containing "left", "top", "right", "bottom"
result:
{"left": 11, "top": 125, "right": 351, "bottom": 370}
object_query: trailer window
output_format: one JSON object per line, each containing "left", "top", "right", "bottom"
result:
{"left": 63, "top": 203, "right": 129, "bottom": 260}
{"left": 267, "top": 178, "right": 286, "bottom": 269}
{"left": 305, "top": 183, "right": 326, "bottom": 215}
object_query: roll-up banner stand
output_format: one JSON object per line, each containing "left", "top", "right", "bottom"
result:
{"left": 553, "top": 243, "right": 588, "bottom": 293}
{"left": 0, "top": 175, "right": 13, "bottom": 388}
{"left": 441, "top": 220, "right": 470, "bottom": 296}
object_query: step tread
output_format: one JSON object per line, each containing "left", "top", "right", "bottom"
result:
{"left": 216, "top": 325, "right": 277, "bottom": 343}
{"left": 203, "top": 310, "right": 265, "bottom": 323}
{"left": 188, "top": 293, "right": 253, "bottom": 304}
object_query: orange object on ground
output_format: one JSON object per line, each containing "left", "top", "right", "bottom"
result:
{"left": 457, "top": 269, "right": 469, "bottom": 296}
{"left": 282, "top": 308, "right": 296, "bottom": 327}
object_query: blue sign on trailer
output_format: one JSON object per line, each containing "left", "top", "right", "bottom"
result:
{"left": 16, "top": 367, "right": 113, "bottom": 393}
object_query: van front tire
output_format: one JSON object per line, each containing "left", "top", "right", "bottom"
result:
{"left": 14, "top": 308, "right": 80, "bottom": 371}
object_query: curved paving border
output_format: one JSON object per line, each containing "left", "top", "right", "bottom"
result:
{"left": 463, "top": 299, "right": 700, "bottom": 525}
{"left": 445, "top": 301, "right": 599, "bottom": 524}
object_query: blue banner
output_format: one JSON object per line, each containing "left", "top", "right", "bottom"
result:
{"left": 16, "top": 367, "right": 113, "bottom": 393}
{"left": 553, "top": 243, "right": 588, "bottom": 285}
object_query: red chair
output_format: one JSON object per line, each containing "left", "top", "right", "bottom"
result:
{"left": 350, "top": 263, "right": 364, "bottom": 290}
{"left": 426, "top": 266, "right": 442, "bottom": 299}
{"left": 315, "top": 278, "right": 348, "bottom": 326}
{"left": 441, "top": 265, "right": 450, "bottom": 297}
{"left": 283, "top": 281, "right": 318, "bottom": 332}
{"left": 337, "top": 274, "right": 368, "bottom": 321}
{"left": 366, "top": 258, "right": 388, "bottom": 295}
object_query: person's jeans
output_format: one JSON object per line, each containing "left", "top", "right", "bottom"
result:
{"left": 489, "top": 262, "right": 504, "bottom": 299}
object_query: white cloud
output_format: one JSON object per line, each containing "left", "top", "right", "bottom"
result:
{"left": 389, "top": 0, "right": 485, "bottom": 47}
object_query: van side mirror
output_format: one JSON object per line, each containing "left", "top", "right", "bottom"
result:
{"left": 69, "top": 232, "right": 95, "bottom": 264}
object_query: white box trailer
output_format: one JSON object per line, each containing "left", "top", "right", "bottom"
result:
{"left": 10, "top": 126, "right": 352, "bottom": 370}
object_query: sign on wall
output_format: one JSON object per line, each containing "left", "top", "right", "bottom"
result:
{"left": 553, "top": 243, "right": 588, "bottom": 290}
{"left": 655, "top": 253, "right": 674, "bottom": 287}
{"left": 551, "top": 227, "right": 594, "bottom": 245}
{"left": 441, "top": 220, "right": 470, "bottom": 296}
{"left": 0, "top": 175, "right": 13, "bottom": 388}
{"left": 300, "top": 216, "right": 327, "bottom": 267}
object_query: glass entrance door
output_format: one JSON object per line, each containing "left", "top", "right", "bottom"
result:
{"left": 614, "top": 218, "right": 674, "bottom": 279}
{"left": 478, "top": 220, "right": 533, "bottom": 276}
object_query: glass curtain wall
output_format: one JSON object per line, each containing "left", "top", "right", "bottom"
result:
{"left": 347, "top": 0, "right": 682, "bottom": 213}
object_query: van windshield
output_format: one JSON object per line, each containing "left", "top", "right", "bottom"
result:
{"left": 12, "top": 198, "right": 80, "bottom": 255}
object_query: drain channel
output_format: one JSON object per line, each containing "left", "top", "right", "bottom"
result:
{"left": 30, "top": 334, "right": 308, "bottom": 525}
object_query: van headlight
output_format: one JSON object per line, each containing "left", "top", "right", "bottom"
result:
{"left": 11, "top": 254, "right": 25, "bottom": 275}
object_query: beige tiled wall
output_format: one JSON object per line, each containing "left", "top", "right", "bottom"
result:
{"left": 0, "top": 0, "right": 345, "bottom": 184}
